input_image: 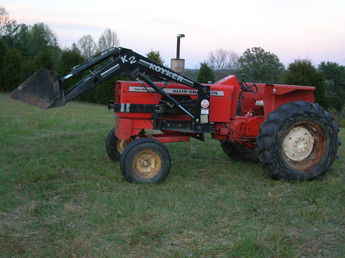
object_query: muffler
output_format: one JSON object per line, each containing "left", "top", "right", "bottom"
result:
{"left": 10, "top": 69, "right": 65, "bottom": 109}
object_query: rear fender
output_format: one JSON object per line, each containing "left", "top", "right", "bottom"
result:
{"left": 263, "top": 84, "right": 315, "bottom": 119}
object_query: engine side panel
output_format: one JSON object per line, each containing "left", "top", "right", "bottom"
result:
{"left": 209, "top": 84, "right": 234, "bottom": 122}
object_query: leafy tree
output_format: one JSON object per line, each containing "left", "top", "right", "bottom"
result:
{"left": 11, "top": 24, "right": 30, "bottom": 51}
{"left": 146, "top": 50, "right": 164, "bottom": 65}
{"left": 34, "top": 47, "right": 59, "bottom": 70}
{"left": 19, "top": 23, "right": 61, "bottom": 71}
{"left": 26, "top": 23, "right": 58, "bottom": 57}
{"left": 30, "top": 23, "right": 57, "bottom": 46}
{"left": 238, "top": 47, "right": 284, "bottom": 83}
{"left": 319, "top": 62, "right": 345, "bottom": 112}
{"left": 14, "top": 23, "right": 60, "bottom": 75}
{"left": 0, "top": 48, "right": 24, "bottom": 91}
{"left": 197, "top": 63, "right": 215, "bottom": 83}
{"left": 7, "top": 23, "right": 58, "bottom": 57}
{"left": 0, "top": 9, "right": 61, "bottom": 92}
{"left": 284, "top": 60, "right": 327, "bottom": 108}
{"left": 98, "top": 28, "right": 119, "bottom": 52}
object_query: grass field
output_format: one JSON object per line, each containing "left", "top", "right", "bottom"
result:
{"left": 1, "top": 93, "right": 345, "bottom": 257}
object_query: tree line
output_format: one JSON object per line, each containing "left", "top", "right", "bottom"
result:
{"left": 1, "top": 6, "right": 345, "bottom": 115}
{"left": 0, "top": 7, "right": 164, "bottom": 105}
{"left": 197, "top": 48, "right": 345, "bottom": 114}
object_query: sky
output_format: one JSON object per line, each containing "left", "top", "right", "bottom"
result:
{"left": 3, "top": 0, "right": 345, "bottom": 68}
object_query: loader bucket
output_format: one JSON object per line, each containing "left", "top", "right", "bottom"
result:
{"left": 10, "top": 69, "right": 65, "bottom": 109}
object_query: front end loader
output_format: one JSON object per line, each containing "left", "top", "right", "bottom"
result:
{"left": 11, "top": 47, "right": 340, "bottom": 183}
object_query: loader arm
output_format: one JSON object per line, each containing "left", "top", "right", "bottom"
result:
{"left": 12, "top": 47, "right": 210, "bottom": 121}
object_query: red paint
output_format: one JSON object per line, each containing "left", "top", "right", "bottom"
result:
{"left": 114, "top": 75, "right": 316, "bottom": 147}
{"left": 152, "top": 134, "right": 190, "bottom": 143}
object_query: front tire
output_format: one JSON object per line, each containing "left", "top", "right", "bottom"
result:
{"left": 105, "top": 128, "right": 131, "bottom": 162}
{"left": 120, "top": 138, "right": 171, "bottom": 183}
{"left": 257, "top": 101, "right": 339, "bottom": 180}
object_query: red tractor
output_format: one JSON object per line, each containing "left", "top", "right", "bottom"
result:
{"left": 12, "top": 47, "right": 339, "bottom": 183}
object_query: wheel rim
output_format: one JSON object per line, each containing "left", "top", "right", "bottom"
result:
{"left": 281, "top": 121, "right": 326, "bottom": 171}
{"left": 133, "top": 149, "right": 162, "bottom": 179}
{"left": 282, "top": 126, "right": 315, "bottom": 161}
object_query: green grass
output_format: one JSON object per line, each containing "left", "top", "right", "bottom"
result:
{"left": 1, "top": 93, "right": 345, "bottom": 257}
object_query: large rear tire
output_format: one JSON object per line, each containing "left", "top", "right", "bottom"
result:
{"left": 257, "top": 101, "right": 339, "bottom": 180}
{"left": 120, "top": 138, "right": 171, "bottom": 183}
